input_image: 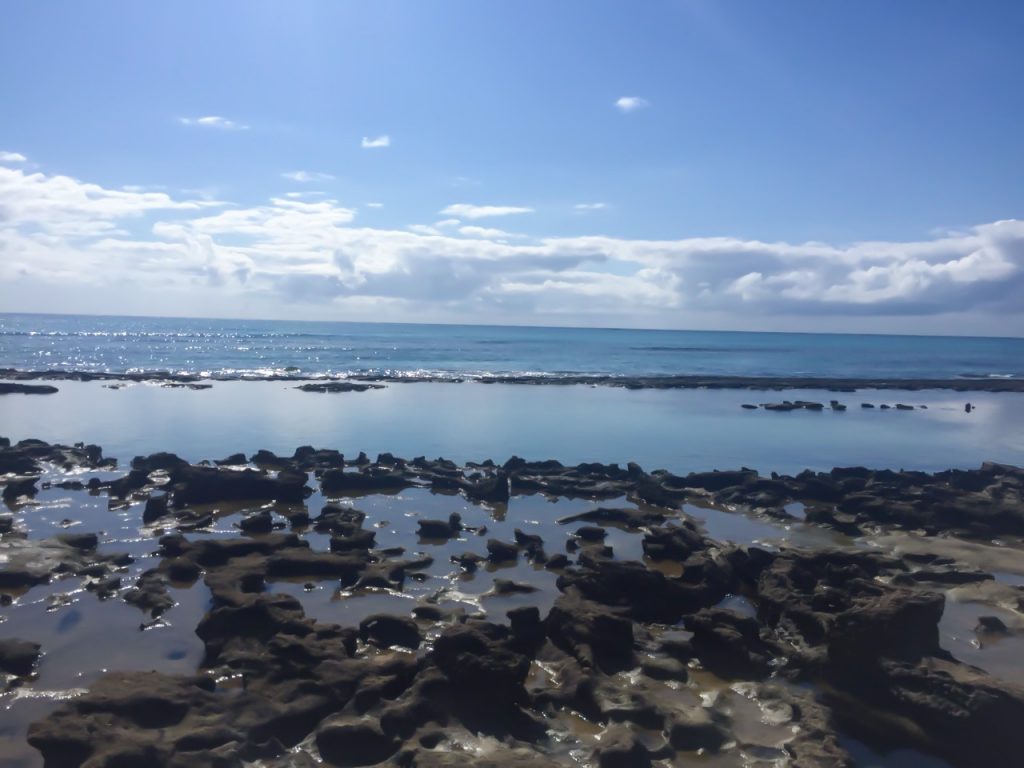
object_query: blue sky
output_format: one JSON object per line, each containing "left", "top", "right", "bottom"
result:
{"left": 1, "top": 1, "right": 1023, "bottom": 334}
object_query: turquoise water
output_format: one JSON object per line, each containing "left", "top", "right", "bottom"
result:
{"left": 1, "top": 313, "right": 1022, "bottom": 379}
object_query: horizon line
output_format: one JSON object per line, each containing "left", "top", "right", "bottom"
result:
{"left": 1, "top": 310, "right": 1022, "bottom": 342}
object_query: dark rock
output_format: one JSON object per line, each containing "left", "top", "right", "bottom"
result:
{"left": 0, "top": 638, "right": 41, "bottom": 676}
{"left": 2, "top": 476, "right": 38, "bottom": 502}
{"left": 142, "top": 493, "right": 170, "bottom": 524}
{"left": 171, "top": 465, "right": 308, "bottom": 506}
{"left": 214, "top": 452, "right": 247, "bottom": 466}
{"left": 594, "top": 725, "right": 652, "bottom": 768}
{"left": 359, "top": 614, "right": 421, "bottom": 650}
{"left": 0, "top": 383, "right": 58, "bottom": 395}
{"left": 330, "top": 529, "right": 376, "bottom": 552}
{"left": 432, "top": 623, "right": 531, "bottom": 710}
{"left": 321, "top": 468, "right": 409, "bottom": 495}
{"left": 489, "top": 579, "right": 538, "bottom": 595}
{"left": 417, "top": 513, "right": 461, "bottom": 539}
{"left": 315, "top": 720, "right": 398, "bottom": 766}
{"left": 297, "top": 381, "right": 384, "bottom": 393}
{"left": 546, "top": 595, "right": 634, "bottom": 672}
{"left": 976, "top": 615, "right": 1010, "bottom": 634}
{"left": 667, "top": 707, "right": 728, "bottom": 752}
{"left": 486, "top": 539, "right": 518, "bottom": 563}
{"left": 574, "top": 525, "right": 607, "bottom": 541}
{"left": 56, "top": 532, "right": 98, "bottom": 551}
{"left": 238, "top": 509, "right": 274, "bottom": 534}
{"left": 684, "top": 608, "right": 774, "bottom": 679}
{"left": 463, "top": 471, "right": 510, "bottom": 504}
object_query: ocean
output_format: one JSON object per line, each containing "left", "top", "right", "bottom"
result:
{"left": 2, "top": 312, "right": 1022, "bottom": 380}
{"left": 2, "top": 313, "right": 1024, "bottom": 474}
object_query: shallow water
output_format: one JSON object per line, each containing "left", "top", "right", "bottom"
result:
{"left": 2, "top": 380, "right": 1023, "bottom": 475}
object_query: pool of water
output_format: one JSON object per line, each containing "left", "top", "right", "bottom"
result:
{"left": 2, "top": 380, "right": 1023, "bottom": 475}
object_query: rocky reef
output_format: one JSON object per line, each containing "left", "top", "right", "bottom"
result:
{"left": 2, "top": 437, "right": 1024, "bottom": 767}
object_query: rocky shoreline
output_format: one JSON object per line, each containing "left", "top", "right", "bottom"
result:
{"left": 3, "top": 367, "right": 1024, "bottom": 392}
{"left": 2, "top": 438, "right": 1024, "bottom": 766}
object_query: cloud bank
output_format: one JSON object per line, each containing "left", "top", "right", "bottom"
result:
{"left": 1, "top": 161, "right": 1022, "bottom": 331}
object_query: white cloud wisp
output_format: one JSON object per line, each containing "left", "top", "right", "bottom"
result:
{"left": 2, "top": 159, "right": 1023, "bottom": 331}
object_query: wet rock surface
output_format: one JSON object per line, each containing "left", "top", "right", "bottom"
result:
{"left": 3, "top": 437, "right": 1024, "bottom": 766}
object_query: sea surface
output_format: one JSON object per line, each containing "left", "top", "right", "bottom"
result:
{"left": 2, "top": 313, "right": 1024, "bottom": 474}
{"left": 2, "top": 313, "right": 1023, "bottom": 380}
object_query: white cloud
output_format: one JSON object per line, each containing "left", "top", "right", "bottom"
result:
{"left": 574, "top": 202, "right": 607, "bottom": 211}
{"left": 407, "top": 224, "right": 443, "bottom": 236}
{"left": 440, "top": 203, "right": 534, "bottom": 220}
{"left": 179, "top": 116, "right": 249, "bottom": 131}
{"left": 361, "top": 135, "right": 391, "bottom": 149}
{"left": 0, "top": 165, "right": 223, "bottom": 238}
{"left": 2, "top": 160, "right": 1023, "bottom": 330}
{"left": 282, "top": 170, "right": 335, "bottom": 182}
{"left": 615, "top": 96, "right": 649, "bottom": 113}
{"left": 0, "top": 151, "right": 27, "bottom": 163}
{"left": 366, "top": 202, "right": 384, "bottom": 208}
{"left": 458, "top": 225, "right": 523, "bottom": 240}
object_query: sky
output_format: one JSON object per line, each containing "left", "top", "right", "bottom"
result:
{"left": 1, "top": 0, "right": 1023, "bottom": 335}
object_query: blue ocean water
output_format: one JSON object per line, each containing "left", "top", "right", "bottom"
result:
{"left": 1, "top": 313, "right": 1022, "bottom": 380}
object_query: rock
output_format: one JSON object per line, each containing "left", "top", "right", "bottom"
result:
{"left": 489, "top": 579, "right": 538, "bottom": 596}
{"left": 330, "top": 529, "right": 376, "bottom": 552}
{"left": 545, "top": 553, "right": 570, "bottom": 569}
{"left": 142, "top": 493, "right": 170, "bottom": 524}
{"left": 432, "top": 623, "right": 530, "bottom": 709}
{"left": 0, "top": 638, "right": 41, "bottom": 676}
{"left": 828, "top": 589, "right": 946, "bottom": 667}
{"left": 667, "top": 706, "right": 728, "bottom": 752}
{"left": 513, "top": 528, "right": 545, "bottom": 560}
{"left": 976, "top": 615, "right": 1010, "bottom": 634}
{"left": 171, "top": 465, "right": 308, "bottom": 506}
{"left": 56, "top": 532, "right": 98, "bottom": 551}
{"left": 593, "top": 725, "right": 652, "bottom": 768}
{"left": 640, "top": 656, "right": 689, "bottom": 682}
{"left": 574, "top": 525, "right": 607, "bottom": 541}
{"left": 684, "top": 608, "right": 774, "bottom": 679}
{"left": 2, "top": 476, "right": 38, "bottom": 502}
{"left": 132, "top": 452, "right": 190, "bottom": 473}
{"left": 642, "top": 523, "right": 703, "bottom": 560}
{"left": 321, "top": 468, "right": 409, "bottom": 495}
{"left": 417, "top": 513, "right": 461, "bottom": 539}
{"left": 546, "top": 595, "right": 634, "bottom": 673}
{"left": 463, "top": 471, "right": 510, "bottom": 504}
{"left": 486, "top": 539, "right": 518, "bottom": 563}
{"left": 315, "top": 719, "right": 398, "bottom": 766}
{"left": 451, "top": 552, "right": 484, "bottom": 572}
{"left": 214, "top": 452, "right": 247, "bottom": 466}
{"left": 359, "top": 614, "right": 421, "bottom": 650}
{"left": 296, "top": 381, "right": 384, "bottom": 393}
{"left": 406, "top": 749, "right": 563, "bottom": 768}
{"left": 238, "top": 509, "right": 274, "bottom": 533}
{"left": 0, "top": 383, "right": 58, "bottom": 395}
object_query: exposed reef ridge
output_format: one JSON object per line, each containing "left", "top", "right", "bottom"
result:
{"left": 2, "top": 437, "right": 1024, "bottom": 767}
{"left": 3, "top": 367, "right": 1024, "bottom": 392}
